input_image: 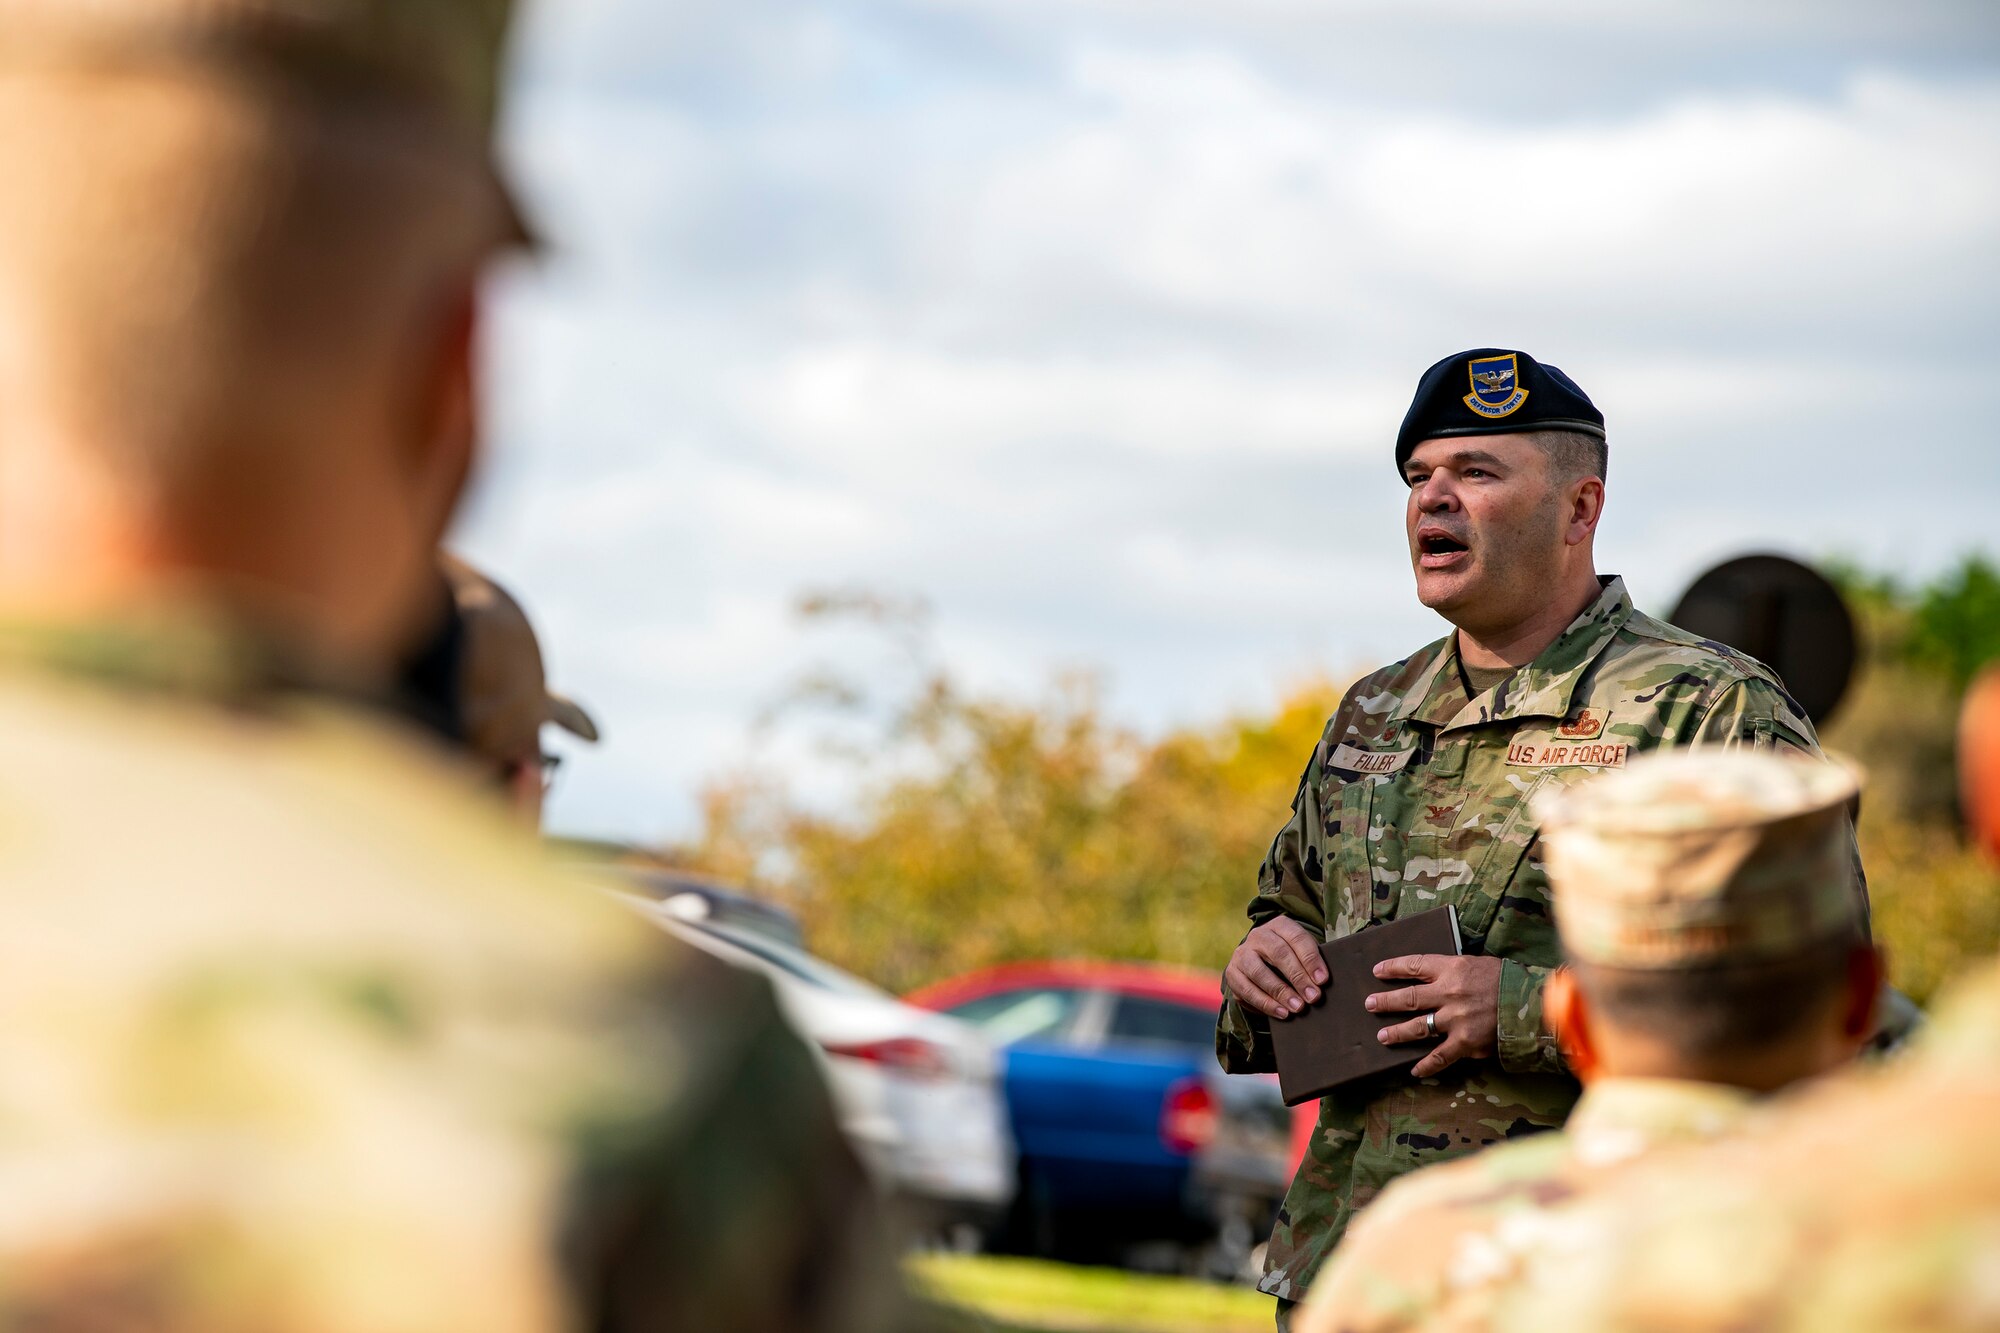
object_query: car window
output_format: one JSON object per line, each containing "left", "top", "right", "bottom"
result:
{"left": 1104, "top": 995, "right": 1216, "bottom": 1052}
{"left": 945, "top": 988, "right": 1086, "bottom": 1045}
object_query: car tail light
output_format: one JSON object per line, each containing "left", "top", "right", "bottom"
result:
{"left": 1160, "top": 1076, "right": 1219, "bottom": 1155}
{"left": 820, "top": 1037, "right": 954, "bottom": 1082}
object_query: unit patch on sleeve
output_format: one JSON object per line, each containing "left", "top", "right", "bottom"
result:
{"left": 1328, "top": 742, "right": 1417, "bottom": 776}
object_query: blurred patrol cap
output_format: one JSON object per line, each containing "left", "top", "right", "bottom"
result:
{"left": 1534, "top": 749, "right": 1862, "bottom": 969}
{"left": 0, "top": 0, "right": 535, "bottom": 245}
{"left": 1395, "top": 348, "right": 1605, "bottom": 479}
{"left": 441, "top": 553, "right": 598, "bottom": 768}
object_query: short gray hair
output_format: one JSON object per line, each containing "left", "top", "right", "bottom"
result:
{"left": 1529, "top": 430, "right": 1608, "bottom": 485}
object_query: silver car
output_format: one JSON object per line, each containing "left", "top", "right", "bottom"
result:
{"left": 629, "top": 895, "right": 1017, "bottom": 1242}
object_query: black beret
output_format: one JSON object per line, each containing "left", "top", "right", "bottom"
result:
{"left": 1394, "top": 348, "right": 1605, "bottom": 478}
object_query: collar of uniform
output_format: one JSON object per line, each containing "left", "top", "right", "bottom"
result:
{"left": 0, "top": 604, "right": 357, "bottom": 709}
{"left": 1386, "top": 634, "right": 1470, "bottom": 730}
{"left": 1563, "top": 1076, "right": 1759, "bottom": 1169}
{"left": 1391, "top": 576, "right": 1635, "bottom": 733}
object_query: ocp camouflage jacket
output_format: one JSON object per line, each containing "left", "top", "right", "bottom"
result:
{"left": 1296, "top": 1078, "right": 1762, "bottom": 1333}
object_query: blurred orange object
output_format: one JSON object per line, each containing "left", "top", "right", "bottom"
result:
{"left": 1963, "top": 666, "right": 2000, "bottom": 862}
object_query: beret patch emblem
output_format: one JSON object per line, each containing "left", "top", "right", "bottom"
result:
{"left": 1463, "top": 353, "right": 1529, "bottom": 420}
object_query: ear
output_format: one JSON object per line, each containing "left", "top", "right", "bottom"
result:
{"left": 1841, "top": 944, "right": 1886, "bottom": 1045}
{"left": 506, "top": 753, "right": 546, "bottom": 829}
{"left": 1546, "top": 965, "right": 1602, "bottom": 1084}
{"left": 407, "top": 281, "right": 481, "bottom": 544}
{"left": 1565, "top": 476, "right": 1605, "bottom": 548}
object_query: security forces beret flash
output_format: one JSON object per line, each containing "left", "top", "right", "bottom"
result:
{"left": 1395, "top": 348, "right": 1606, "bottom": 478}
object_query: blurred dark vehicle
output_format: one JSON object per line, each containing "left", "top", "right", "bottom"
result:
{"left": 549, "top": 839, "right": 803, "bottom": 944}
{"left": 621, "top": 867, "right": 804, "bottom": 945}
{"left": 906, "top": 960, "right": 1305, "bottom": 1279}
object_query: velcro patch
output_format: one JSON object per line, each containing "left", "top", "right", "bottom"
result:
{"left": 1556, "top": 708, "right": 1607, "bottom": 740}
{"left": 1328, "top": 743, "right": 1417, "bottom": 775}
{"left": 1505, "top": 738, "right": 1630, "bottom": 769}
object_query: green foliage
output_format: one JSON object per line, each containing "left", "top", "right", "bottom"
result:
{"left": 1908, "top": 556, "right": 2000, "bottom": 690}
{"left": 675, "top": 650, "right": 1338, "bottom": 994}
{"left": 774, "top": 670, "right": 1340, "bottom": 995}
{"left": 909, "top": 1255, "right": 1273, "bottom": 1333}
{"left": 1858, "top": 808, "right": 2000, "bottom": 1007}
{"left": 1826, "top": 552, "right": 2000, "bottom": 689}
{"left": 1820, "top": 655, "right": 1961, "bottom": 826}
{"left": 1822, "top": 553, "right": 1998, "bottom": 825}
{"left": 1820, "top": 552, "right": 2000, "bottom": 1003}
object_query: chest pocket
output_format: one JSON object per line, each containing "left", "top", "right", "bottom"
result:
{"left": 1331, "top": 763, "right": 1587, "bottom": 945}
{"left": 1450, "top": 766, "right": 1593, "bottom": 943}
{"left": 1327, "top": 776, "right": 1389, "bottom": 937}
{"left": 1329, "top": 771, "right": 1470, "bottom": 933}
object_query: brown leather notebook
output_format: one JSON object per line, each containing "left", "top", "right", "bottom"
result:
{"left": 1269, "top": 905, "right": 1464, "bottom": 1107}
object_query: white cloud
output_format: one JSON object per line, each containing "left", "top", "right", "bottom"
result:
{"left": 1352, "top": 77, "right": 2000, "bottom": 315}
{"left": 744, "top": 342, "right": 1397, "bottom": 467}
{"left": 463, "top": 2, "right": 2000, "bottom": 840}
{"left": 932, "top": 50, "right": 2000, "bottom": 346}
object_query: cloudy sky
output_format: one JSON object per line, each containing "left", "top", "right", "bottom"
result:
{"left": 453, "top": 0, "right": 2000, "bottom": 841}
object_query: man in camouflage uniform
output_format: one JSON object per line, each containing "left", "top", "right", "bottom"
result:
{"left": 0, "top": 5, "right": 903, "bottom": 1329}
{"left": 1215, "top": 349, "right": 1855, "bottom": 1323}
{"left": 1295, "top": 749, "right": 1883, "bottom": 1333}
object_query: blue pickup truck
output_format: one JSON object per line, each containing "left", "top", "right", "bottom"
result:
{"left": 907, "top": 960, "right": 1300, "bottom": 1275}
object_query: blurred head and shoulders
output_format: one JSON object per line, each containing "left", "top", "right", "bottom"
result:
{"left": 0, "top": 4, "right": 512, "bottom": 668}
{"left": 1297, "top": 748, "right": 1881, "bottom": 1333}
{"left": 0, "top": 6, "right": 901, "bottom": 1331}
{"left": 0, "top": 1, "right": 530, "bottom": 819}
{"left": 1398, "top": 669, "right": 2000, "bottom": 1332}
{"left": 1535, "top": 750, "right": 1881, "bottom": 1104}
{"left": 415, "top": 551, "right": 602, "bottom": 828}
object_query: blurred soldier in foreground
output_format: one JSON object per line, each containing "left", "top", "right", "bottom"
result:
{"left": 1214, "top": 349, "right": 1863, "bottom": 1323}
{"left": 1412, "top": 673, "right": 2000, "bottom": 1331}
{"left": 0, "top": 5, "right": 900, "bottom": 1330}
{"left": 1296, "top": 750, "right": 1881, "bottom": 1332}
{"left": 441, "top": 553, "right": 600, "bottom": 826}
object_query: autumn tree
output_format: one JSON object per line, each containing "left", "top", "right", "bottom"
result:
{"left": 670, "top": 562, "right": 1999, "bottom": 1005}
{"left": 672, "top": 589, "right": 1339, "bottom": 993}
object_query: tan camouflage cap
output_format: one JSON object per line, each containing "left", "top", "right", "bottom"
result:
{"left": 441, "top": 554, "right": 599, "bottom": 770}
{"left": 0, "top": 0, "right": 531, "bottom": 240}
{"left": 1534, "top": 749, "right": 1862, "bottom": 969}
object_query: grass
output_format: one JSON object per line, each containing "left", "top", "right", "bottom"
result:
{"left": 911, "top": 1254, "right": 1276, "bottom": 1333}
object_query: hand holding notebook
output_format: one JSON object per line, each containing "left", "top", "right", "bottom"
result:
{"left": 1267, "top": 906, "right": 1465, "bottom": 1106}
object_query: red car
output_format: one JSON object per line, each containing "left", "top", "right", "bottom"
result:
{"left": 908, "top": 960, "right": 1310, "bottom": 1276}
